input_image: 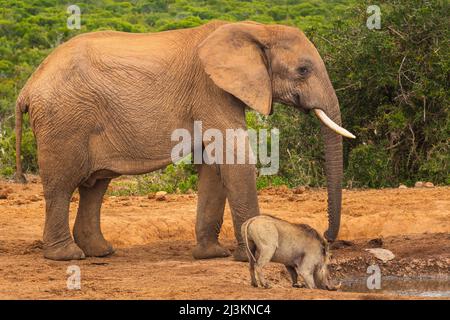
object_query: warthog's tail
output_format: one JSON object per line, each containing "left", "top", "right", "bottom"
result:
{"left": 242, "top": 217, "right": 258, "bottom": 263}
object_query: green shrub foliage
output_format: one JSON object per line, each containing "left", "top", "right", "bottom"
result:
{"left": 0, "top": 0, "right": 448, "bottom": 191}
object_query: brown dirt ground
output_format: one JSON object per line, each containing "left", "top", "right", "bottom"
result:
{"left": 0, "top": 177, "right": 449, "bottom": 300}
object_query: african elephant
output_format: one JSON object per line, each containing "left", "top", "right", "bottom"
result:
{"left": 15, "top": 21, "right": 354, "bottom": 261}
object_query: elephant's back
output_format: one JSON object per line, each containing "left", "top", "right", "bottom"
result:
{"left": 20, "top": 22, "right": 227, "bottom": 137}
{"left": 22, "top": 24, "right": 215, "bottom": 108}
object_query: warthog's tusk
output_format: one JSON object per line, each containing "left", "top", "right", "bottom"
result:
{"left": 314, "top": 109, "right": 356, "bottom": 139}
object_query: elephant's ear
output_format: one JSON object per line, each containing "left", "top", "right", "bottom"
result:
{"left": 198, "top": 23, "right": 272, "bottom": 115}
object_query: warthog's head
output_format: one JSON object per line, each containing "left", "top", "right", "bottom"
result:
{"left": 314, "top": 246, "right": 341, "bottom": 291}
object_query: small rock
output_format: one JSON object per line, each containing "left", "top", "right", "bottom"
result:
{"left": 398, "top": 184, "right": 407, "bottom": 189}
{"left": 367, "top": 238, "right": 383, "bottom": 248}
{"left": 424, "top": 182, "right": 434, "bottom": 188}
{"left": 414, "top": 181, "right": 424, "bottom": 188}
{"left": 28, "top": 195, "right": 40, "bottom": 202}
{"left": 293, "top": 186, "right": 306, "bottom": 194}
{"left": 29, "top": 240, "right": 43, "bottom": 250}
{"left": 71, "top": 195, "right": 79, "bottom": 202}
{"left": 147, "top": 193, "right": 155, "bottom": 199}
{"left": 155, "top": 191, "right": 167, "bottom": 201}
{"left": 90, "top": 262, "right": 109, "bottom": 266}
{"left": 287, "top": 196, "right": 296, "bottom": 201}
{"left": 365, "top": 248, "right": 395, "bottom": 263}
{"left": 0, "top": 191, "right": 8, "bottom": 199}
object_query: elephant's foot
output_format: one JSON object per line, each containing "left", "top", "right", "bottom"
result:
{"left": 232, "top": 244, "right": 249, "bottom": 262}
{"left": 74, "top": 232, "right": 114, "bottom": 257}
{"left": 44, "top": 241, "right": 85, "bottom": 261}
{"left": 192, "top": 242, "right": 231, "bottom": 259}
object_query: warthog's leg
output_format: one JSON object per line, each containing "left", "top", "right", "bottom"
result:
{"left": 286, "top": 265, "right": 302, "bottom": 288}
{"left": 248, "top": 245, "right": 258, "bottom": 287}
{"left": 254, "top": 244, "right": 276, "bottom": 289}
{"left": 296, "top": 257, "right": 317, "bottom": 289}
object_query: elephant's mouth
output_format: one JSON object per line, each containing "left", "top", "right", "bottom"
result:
{"left": 294, "top": 93, "right": 310, "bottom": 114}
{"left": 293, "top": 94, "right": 355, "bottom": 139}
{"left": 299, "top": 107, "right": 311, "bottom": 115}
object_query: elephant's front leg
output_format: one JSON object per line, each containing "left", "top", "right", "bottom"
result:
{"left": 192, "top": 164, "right": 231, "bottom": 259}
{"left": 220, "top": 164, "right": 260, "bottom": 261}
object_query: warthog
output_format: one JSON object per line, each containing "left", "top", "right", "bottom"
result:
{"left": 241, "top": 215, "right": 340, "bottom": 290}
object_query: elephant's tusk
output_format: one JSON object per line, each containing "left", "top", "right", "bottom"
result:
{"left": 314, "top": 109, "right": 356, "bottom": 139}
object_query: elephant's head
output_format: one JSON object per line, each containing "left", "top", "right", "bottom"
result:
{"left": 198, "top": 22, "right": 355, "bottom": 241}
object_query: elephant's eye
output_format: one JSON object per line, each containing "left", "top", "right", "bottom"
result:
{"left": 297, "top": 66, "right": 310, "bottom": 77}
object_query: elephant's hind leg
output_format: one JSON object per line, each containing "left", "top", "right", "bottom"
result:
{"left": 192, "top": 164, "right": 231, "bottom": 259}
{"left": 42, "top": 188, "right": 85, "bottom": 261}
{"left": 73, "top": 178, "right": 114, "bottom": 257}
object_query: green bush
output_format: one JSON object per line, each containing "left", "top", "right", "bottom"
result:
{"left": 256, "top": 175, "right": 290, "bottom": 190}
{"left": 108, "top": 161, "right": 198, "bottom": 196}
{"left": 418, "top": 142, "right": 450, "bottom": 185}
{"left": 323, "top": 0, "right": 448, "bottom": 186}
{"left": 0, "top": 114, "right": 37, "bottom": 176}
{"left": 267, "top": 104, "right": 325, "bottom": 187}
{"left": 0, "top": 0, "right": 448, "bottom": 192}
{"left": 272, "top": 0, "right": 449, "bottom": 187}
{"left": 346, "top": 144, "right": 392, "bottom": 188}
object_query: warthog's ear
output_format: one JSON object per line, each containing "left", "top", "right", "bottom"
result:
{"left": 198, "top": 23, "right": 273, "bottom": 115}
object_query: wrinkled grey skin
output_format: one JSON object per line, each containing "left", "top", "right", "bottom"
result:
{"left": 242, "top": 215, "right": 339, "bottom": 290}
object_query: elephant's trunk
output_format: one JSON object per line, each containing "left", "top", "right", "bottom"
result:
{"left": 318, "top": 107, "right": 344, "bottom": 242}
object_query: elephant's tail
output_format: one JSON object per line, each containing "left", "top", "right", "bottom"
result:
{"left": 14, "top": 91, "right": 29, "bottom": 184}
{"left": 242, "top": 217, "right": 257, "bottom": 263}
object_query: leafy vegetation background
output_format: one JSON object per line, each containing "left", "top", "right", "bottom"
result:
{"left": 0, "top": 0, "right": 448, "bottom": 192}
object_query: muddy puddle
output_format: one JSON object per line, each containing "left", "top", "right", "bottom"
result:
{"left": 340, "top": 275, "right": 450, "bottom": 297}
